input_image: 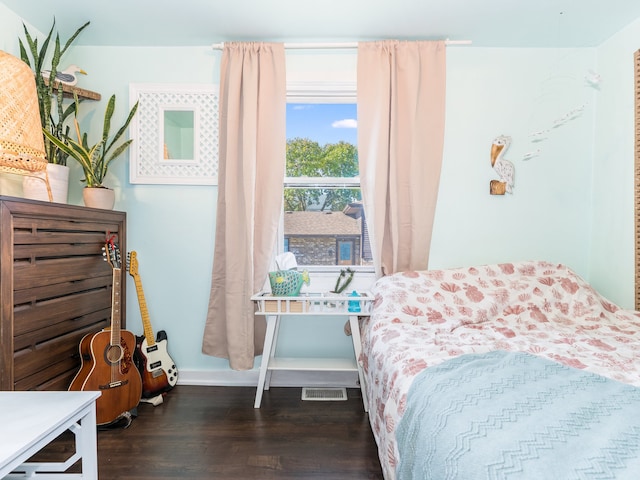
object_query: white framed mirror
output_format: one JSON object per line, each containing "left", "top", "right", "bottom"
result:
{"left": 162, "top": 109, "right": 195, "bottom": 161}
{"left": 129, "top": 83, "right": 219, "bottom": 185}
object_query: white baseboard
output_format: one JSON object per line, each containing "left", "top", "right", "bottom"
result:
{"left": 176, "top": 369, "right": 360, "bottom": 388}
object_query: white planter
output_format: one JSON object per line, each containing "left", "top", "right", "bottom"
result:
{"left": 82, "top": 187, "right": 115, "bottom": 210}
{"left": 22, "top": 163, "right": 70, "bottom": 203}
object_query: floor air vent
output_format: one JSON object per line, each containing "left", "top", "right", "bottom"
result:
{"left": 301, "top": 387, "right": 348, "bottom": 401}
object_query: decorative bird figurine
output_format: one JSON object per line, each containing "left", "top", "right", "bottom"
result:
{"left": 490, "top": 134, "right": 514, "bottom": 194}
{"left": 42, "top": 65, "right": 87, "bottom": 86}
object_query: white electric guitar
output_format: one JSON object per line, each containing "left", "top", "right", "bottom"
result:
{"left": 127, "top": 251, "right": 178, "bottom": 398}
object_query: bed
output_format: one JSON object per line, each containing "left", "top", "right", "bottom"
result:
{"left": 360, "top": 260, "right": 640, "bottom": 479}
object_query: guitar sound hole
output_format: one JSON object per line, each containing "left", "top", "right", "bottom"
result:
{"left": 105, "top": 345, "right": 124, "bottom": 364}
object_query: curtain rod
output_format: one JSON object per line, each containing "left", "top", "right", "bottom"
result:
{"left": 211, "top": 40, "right": 471, "bottom": 50}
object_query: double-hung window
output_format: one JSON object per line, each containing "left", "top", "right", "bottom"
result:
{"left": 281, "top": 83, "right": 372, "bottom": 274}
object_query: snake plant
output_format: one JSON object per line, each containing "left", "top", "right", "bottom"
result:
{"left": 43, "top": 94, "right": 138, "bottom": 187}
{"left": 19, "top": 20, "right": 90, "bottom": 165}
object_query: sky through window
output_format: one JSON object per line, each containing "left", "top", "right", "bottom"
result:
{"left": 286, "top": 103, "right": 357, "bottom": 146}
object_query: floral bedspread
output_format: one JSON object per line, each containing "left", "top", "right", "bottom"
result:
{"left": 360, "top": 260, "right": 640, "bottom": 480}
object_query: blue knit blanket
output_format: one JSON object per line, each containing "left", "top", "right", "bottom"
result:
{"left": 396, "top": 351, "right": 640, "bottom": 480}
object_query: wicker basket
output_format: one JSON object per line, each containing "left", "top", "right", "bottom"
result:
{"left": 0, "top": 51, "right": 48, "bottom": 173}
{"left": 0, "top": 51, "right": 51, "bottom": 200}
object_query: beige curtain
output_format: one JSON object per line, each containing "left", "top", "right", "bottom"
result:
{"left": 357, "top": 40, "right": 446, "bottom": 277}
{"left": 202, "top": 42, "right": 286, "bottom": 370}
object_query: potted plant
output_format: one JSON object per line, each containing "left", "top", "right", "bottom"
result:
{"left": 324, "top": 267, "right": 356, "bottom": 310}
{"left": 19, "top": 19, "right": 90, "bottom": 202}
{"left": 331, "top": 267, "right": 355, "bottom": 294}
{"left": 44, "top": 93, "right": 138, "bottom": 209}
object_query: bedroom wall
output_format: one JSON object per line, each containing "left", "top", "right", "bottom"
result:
{"left": 0, "top": 8, "right": 608, "bottom": 383}
{"left": 0, "top": 3, "right": 25, "bottom": 51}
{"left": 589, "top": 18, "right": 640, "bottom": 309}
{"left": 430, "top": 47, "right": 596, "bottom": 277}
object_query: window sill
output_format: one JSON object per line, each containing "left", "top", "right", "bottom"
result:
{"left": 299, "top": 265, "right": 374, "bottom": 274}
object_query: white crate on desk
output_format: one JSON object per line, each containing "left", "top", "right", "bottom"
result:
{"left": 251, "top": 291, "right": 374, "bottom": 411}
{"left": 251, "top": 291, "right": 373, "bottom": 315}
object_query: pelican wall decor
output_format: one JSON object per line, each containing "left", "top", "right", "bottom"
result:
{"left": 489, "top": 134, "right": 514, "bottom": 195}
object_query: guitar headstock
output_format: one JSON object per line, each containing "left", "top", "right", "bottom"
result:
{"left": 127, "top": 251, "right": 139, "bottom": 276}
{"left": 103, "top": 241, "right": 122, "bottom": 270}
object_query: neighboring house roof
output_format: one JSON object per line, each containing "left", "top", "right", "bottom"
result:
{"left": 343, "top": 201, "right": 364, "bottom": 219}
{"left": 344, "top": 202, "right": 373, "bottom": 261}
{"left": 284, "top": 211, "right": 361, "bottom": 236}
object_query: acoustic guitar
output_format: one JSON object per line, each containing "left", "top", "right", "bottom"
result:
{"left": 127, "top": 251, "right": 178, "bottom": 398}
{"left": 69, "top": 240, "right": 142, "bottom": 426}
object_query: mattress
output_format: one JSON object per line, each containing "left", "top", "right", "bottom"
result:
{"left": 360, "top": 260, "right": 640, "bottom": 479}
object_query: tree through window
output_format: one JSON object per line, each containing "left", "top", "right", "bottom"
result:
{"left": 284, "top": 101, "right": 372, "bottom": 267}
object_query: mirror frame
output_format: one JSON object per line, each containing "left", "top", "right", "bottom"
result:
{"left": 129, "top": 83, "right": 219, "bottom": 185}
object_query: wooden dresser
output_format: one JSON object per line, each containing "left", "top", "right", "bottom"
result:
{"left": 0, "top": 196, "right": 126, "bottom": 391}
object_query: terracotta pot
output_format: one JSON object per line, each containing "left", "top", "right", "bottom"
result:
{"left": 82, "top": 187, "right": 115, "bottom": 210}
{"left": 22, "top": 163, "right": 70, "bottom": 203}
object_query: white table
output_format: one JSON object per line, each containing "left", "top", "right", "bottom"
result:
{"left": 0, "top": 391, "right": 101, "bottom": 479}
{"left": 252, "top": 292, "right": 373, "bottom": 411}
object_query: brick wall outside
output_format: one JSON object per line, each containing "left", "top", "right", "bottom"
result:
{"left": 287, "top": 236, "right": 362, "bottom": 265}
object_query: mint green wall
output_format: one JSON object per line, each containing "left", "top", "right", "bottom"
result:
{"left": 589, "top": 19, "right": 640, "bottom": 309}
{"left": 3, "top": 5, "right": 637, "bottom": 379}
{"left": 430, "top": 47, "right": 596, "bottom": 280}
{"left": 0, "top": 3, "right": 25, "bottom": 52}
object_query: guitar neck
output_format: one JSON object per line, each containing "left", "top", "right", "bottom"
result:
{"left": 132, "top": 274, "right": 156, "bottom": 346}
{"left": 110, "top": 267, "right": 122, "bottom": 346}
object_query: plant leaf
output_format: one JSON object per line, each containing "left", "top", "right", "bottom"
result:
{"left": 60, "top": 21, "right": 90, "bottom": 56}
{"left": 105, "top": 100, "right": 138, "bottom": 153}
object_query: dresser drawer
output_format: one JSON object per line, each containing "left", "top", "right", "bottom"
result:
{"left": 0, "top": 196, "right": 126, "bottom": 391}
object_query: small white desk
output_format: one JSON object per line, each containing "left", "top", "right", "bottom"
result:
{"left": 0, "top": 391, "right": 101, "bottom": 479}
{"left": 252, "top": 292, "right": 372, "bottom": 411}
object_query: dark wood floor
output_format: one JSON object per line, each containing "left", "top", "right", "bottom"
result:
{"left": 38, "top": 385, "right": 384, "bottom": 479}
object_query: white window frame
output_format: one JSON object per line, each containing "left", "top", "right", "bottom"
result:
{"left": 279, "top": 81, "right": 375, "bottom": 285}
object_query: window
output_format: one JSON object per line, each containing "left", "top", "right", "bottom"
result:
{"left": 282, "top": 83, "right": 372, "bottom": 269}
